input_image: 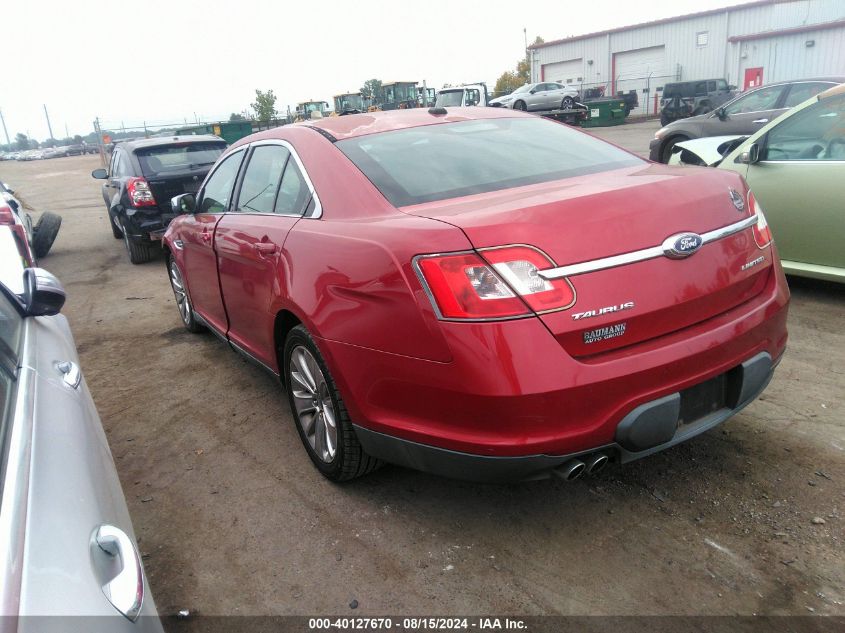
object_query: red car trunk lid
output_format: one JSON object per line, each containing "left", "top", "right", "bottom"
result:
{"left": 403, "top": 165, "right": 772, "bottom": 355}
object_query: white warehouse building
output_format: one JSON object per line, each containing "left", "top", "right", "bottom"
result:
{"left": 529, "top": 0, "right": 845, "bottom": 115}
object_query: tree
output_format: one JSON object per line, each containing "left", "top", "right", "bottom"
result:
{"left": 73, "top": 134, "right": 83, "bottom": 144}
{"left": 15, "top": 133, "right": 29, "bottom": 151}
{"left": 360, "top": 79, "right": 384, "bottom": 105}
{"left": 42, "top": 138, "right": 57, "bottom": 148}
{"left": 251, "top": 89, "right": 277, "bottom": 122}
{"left": 229, "top": 112, "right": 246, "bottom": 122}
{"left": 493, "top": 35, "right": 545, "bottom": 97}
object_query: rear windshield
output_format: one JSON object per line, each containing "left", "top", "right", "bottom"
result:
{"left": 136, "top": 142, "right": 226, "bottom": 177}
{"left": 335, "top": 118, "right": 641, "bottom": 206}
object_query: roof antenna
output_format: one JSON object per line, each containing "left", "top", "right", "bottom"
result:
{"left": 428, "top": 107, "right": 448, "bottom": 115}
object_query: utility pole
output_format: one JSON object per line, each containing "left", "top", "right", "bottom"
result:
{"left": 0, "top": 108, "right": 10, "bottom": 147}
{"left": 94, "top": 117, "right": 106, "bottom": 166}
{"left": 43, "top": 104, "right": 55, "bottom": 141}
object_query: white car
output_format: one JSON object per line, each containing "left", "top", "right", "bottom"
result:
{"left": 489, "top": 82, "right": 579, "bottom": 112}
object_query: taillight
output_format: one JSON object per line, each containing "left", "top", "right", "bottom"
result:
{"left": 415, "top": 246, "right": 575, "bottom": 321}
{"left": 127, "top": 177, "right": 157, "bottom": 207}
{"left": 748, "top": 192, "right": 772, "bottom": 249}
{"left": 0, "top": 203, "right": 14, "bottom": 224}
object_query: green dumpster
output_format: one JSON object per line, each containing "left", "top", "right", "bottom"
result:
{"left": 176, "top": 121, "right": 253, "bottom": 144}
{"left": 581, "top": 98, "right": 627, "bottom": 128}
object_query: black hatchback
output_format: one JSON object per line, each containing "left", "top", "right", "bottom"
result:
{"left": 91, "top": 135, "right": 227, "bottom": 263}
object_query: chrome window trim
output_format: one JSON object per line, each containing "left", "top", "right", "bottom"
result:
{"left": 539, "top": 215, "right": 758, "bottom": 280}
{"left": 242, "top": 139, "right": 322, "bottom": 219}
{"left": 759, "top": 159, "right": 845, "bottom": 165}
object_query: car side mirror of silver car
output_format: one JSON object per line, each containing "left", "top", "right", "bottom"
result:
{"left": 23, "top": 268, "right": 66, "bottom": 316}
{"left": 91, "top": 168, "right": 108, "bottom": 179}
{"left": 738, "top": 143, "right": 760, "bottom": 165}
{"left": 716, "top": 107, "right": 727, "bottom": 121}
{"left": 171, "top": 193, "right": 196, "bottom": 215}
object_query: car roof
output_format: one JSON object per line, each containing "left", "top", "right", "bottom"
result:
{"left": 300, "top": 107, "right": 530, "bottom": 141}
{"left": 121, "top": 135, "right": 225, "bottom": 152}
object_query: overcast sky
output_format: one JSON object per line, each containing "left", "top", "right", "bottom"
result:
{"left": 3, "top": 0, "right": 747, "bottom": 141}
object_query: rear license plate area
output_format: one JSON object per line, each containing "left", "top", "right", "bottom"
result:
{"left": 678, "top": 373, "right": 727, "bottom": 425}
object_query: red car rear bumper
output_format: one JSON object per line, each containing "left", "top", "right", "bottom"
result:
{"left": 318, "top": 267, "right": 789, "bottom": 481}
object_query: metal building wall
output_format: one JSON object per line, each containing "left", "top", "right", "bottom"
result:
{"left": 531, "top": 0, "right": 845, "bottom": 99}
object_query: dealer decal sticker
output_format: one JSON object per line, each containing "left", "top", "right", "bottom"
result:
{"left": 583, "top": 322, "right": 627, "bottom": 344}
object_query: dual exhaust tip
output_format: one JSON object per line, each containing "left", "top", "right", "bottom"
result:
{"left": 554, "top": 453, "right": 609, "bottom": 482}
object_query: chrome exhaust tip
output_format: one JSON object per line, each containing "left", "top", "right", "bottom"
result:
{"left": 584, "top": 453, "right": 609, "bottom": 475}
{"left": 554, "top": 459, "right": 586, "bottom": 481}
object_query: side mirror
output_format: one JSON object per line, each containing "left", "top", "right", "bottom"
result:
{"left": 23, "top": 268, "right": 66, "bottom": 316}
{"left": 529, "top": 88, "right": 537, "bottom": 94}
{"left": 739, "top": 143, "right": 761, "bottom": 165}
{"left": 716, "top": 107, "right": 727, "bottom": 121}
{"left": 171, "top": 193, "right": 196, "bottom": 214}
{"left": 91, "top": 168, "right": 108, "bottom": 179}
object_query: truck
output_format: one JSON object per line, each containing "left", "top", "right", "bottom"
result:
{"left": 434, "top": 84, "right": 489, "bottom": 108}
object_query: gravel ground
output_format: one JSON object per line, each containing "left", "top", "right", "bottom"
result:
{"left": 1, "top": 123, "right": 842, "bottom": 618}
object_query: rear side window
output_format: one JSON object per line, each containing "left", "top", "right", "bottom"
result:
{"left": 274, "top": 160, "right": 310, "bottom": 216}
{"left": 783, "top": 82, "right": 832, "bottom": 108}
{"left": 236, "top": 146, "right": 290, "bottom": 214}
{"left": 200, "top": 150, "right": 244, "bottom": 214}
{"left": 136, "top": 142, "right": 226, "bottom": 178}
{"left": 336, "top": 118, "right": 642, "bottom": 207}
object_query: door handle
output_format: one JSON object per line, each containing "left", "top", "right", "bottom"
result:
{"left": 253, "top": 242, "right": 278, "bottom": 255}
{"left": 752, "top": 118, "right": 769, "bottom": 124}
{"left": 201, "top": 231, "right": 212, "bottom": 243}
{"left": 92, "top": 524, "right": 144, "bottom": 621}
{"left": 55, "top": 360, "right": 81, "bottom": 389}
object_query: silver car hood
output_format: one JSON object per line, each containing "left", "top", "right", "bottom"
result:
{"left": 668, "top": 135, "right": 747, "bottom": 166}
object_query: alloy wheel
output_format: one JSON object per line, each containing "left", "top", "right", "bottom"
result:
{"left": 289, "top": 346, "right": 338, "bottom": 463}
{"left": 169, "top": 261, "right": 192, "bottom": 325}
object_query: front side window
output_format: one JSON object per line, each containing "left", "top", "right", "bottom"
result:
{"left": 725, "top": 85, "right": 785, "bottom": 115}
{"left": 764, "top": 93, "right": 845, "bottom": 161}
{"left": 110, "top": 152, "right": 122, "bottom": 177}
{"left": 0, "top": 288, "right": 22, "bottom": 368}
{"left": 337, "top": 117, "right": 642, "bottom": 207}
{"left": 200, "top": 150, "right": 244, "bottom": 214}
{"left": 236, "top": 145, "right": 290, "bottom": 214}
{"left": 466, "top": 89, "right": 481, "bottom": 106}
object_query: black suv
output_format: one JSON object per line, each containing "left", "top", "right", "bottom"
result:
{"left": 91, "top": 136, "right": 227, "bottom": 263}
{"left": 659, "top": 79, "right": 736, "bottom": 125}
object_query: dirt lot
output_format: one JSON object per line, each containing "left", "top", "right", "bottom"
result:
{"left": 2, "top": 122, "right": 843, "bottom": 618}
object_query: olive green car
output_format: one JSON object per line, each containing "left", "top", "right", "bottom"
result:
{"left": 718, "top": 83, "right": 845, "bottom": 283}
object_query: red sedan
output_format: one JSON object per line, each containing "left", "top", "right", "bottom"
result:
{"left": 163, "top": 108, "right": 789, "bottom": 482}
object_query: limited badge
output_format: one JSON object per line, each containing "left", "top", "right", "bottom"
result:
{"left": 583, "top": 322, "right": 627, "bottom": 344}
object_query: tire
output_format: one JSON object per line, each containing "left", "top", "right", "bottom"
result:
{"left": 561, "top": 96, "right": 575, "bottom": 110}
{"left": 513, "top": 100, "right": 527, "bottom": 111}
{"left": 122, "top": 227, "right": 153, "bottom": 265}
{"left": 109, "top": 209, "right": 123, "bottom": 239}
{"left": 167, "top": 255, "right": 205, "bottom": 333}
{"left": 284, "top": 325, "right": 382, "bottom": 482}
{"left": 660, "top": 135, "right": 690, "bottom": 164}
{"left": 31, "top": 212, "right": 62, "bottom": 258}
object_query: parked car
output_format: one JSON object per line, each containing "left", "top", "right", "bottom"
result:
{"left": 162, "top": 108, "right": 788, "bottom": 483}
{"left": 668, "top": 83, "right": 845, "bottom": 283}
{"left": 659, "top": 78, "right": 736, "bottom": 126}
{"left": 651, "top": 78, "right": 844, "bottom": 163}
{"left": 0, "top": 181, "right": 61, "bottom": 259}
{"left": 0, "top": 257, "right": 164, "bottom": 629}
{"left": 91, "top": 135, "right": 227, "bottom": 264}
{"left": 489, "top": 82, "right": 579, "bottom": 111}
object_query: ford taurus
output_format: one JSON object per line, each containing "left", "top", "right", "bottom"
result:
{"left": 162, "top": 108, "right": 789, "bottom": 483}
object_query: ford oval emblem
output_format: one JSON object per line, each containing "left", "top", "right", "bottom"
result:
{"left": 662, "top": 232, "right": 704, "bottom": 259}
